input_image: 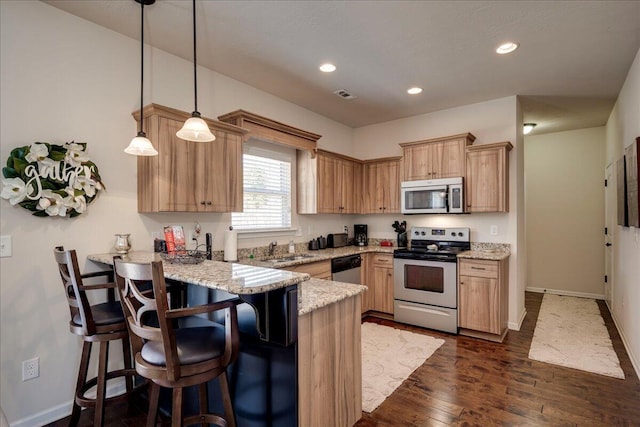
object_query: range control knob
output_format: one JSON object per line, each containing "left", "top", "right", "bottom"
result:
{"left": 451, "top": 232, "right": 455, "bottom": 236}
{"left": 414, "top": 231, "right": 419, "bottom": 236}
{"left": 421, "top": 231, "right": 426, "bottom": 235}
{"left": 458, "top": 232, "right": 464, "bottom": 236}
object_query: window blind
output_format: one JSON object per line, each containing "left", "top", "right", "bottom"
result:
{"left": 232, "top": 154, "right": 292, "bottom": 230}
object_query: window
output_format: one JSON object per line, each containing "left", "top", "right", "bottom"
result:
{"left": 232, "top": 150, "right": 292, "bottom": 230}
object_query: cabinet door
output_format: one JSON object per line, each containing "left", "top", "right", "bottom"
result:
{"left": 402, "top": 144, "right": 432, "bottom": 181}
{"left": 362, "top": 163, "right": 379, "bottom": 214}
{"left": 205, "top": 131, "right": 243, "bottom": 212}
{"left": 459, "top": 275, "right": 500, "bottom": 334}
{"left": 466, "top": 148, "right": 507, "bottom": 212}
{"left": 157, "top": 117, "right": 201, "bottom": 212}
{"left": 317, "top": 154, "right": 339, "bottom": 213}
{"left": 340, "top": 158, "right": 357, "bottom": 213}
{"left": 370, "top": 254, "right": 394, "bottom": 314}
{"left": 384, "top": 160, "right": 401, "bottom": 213}
{"left": 437, "top": 139, "right": 466, "bottom": 178}
{"left": 360, "top": 254, "right": 372, "bottom": 313}
{"left": 373, "top": 266, "right": 394, "bottom": 314}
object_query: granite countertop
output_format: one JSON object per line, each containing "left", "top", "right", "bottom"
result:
{"left": 87, "top": 251, "right": 310, "bottom": 295}
{"left": 458, "top": 244, "right": 511, "bottom": 260}
{"left": 240, "top": 245, "right": 396, "bottom": 269}
{"left": 298, "top": 279, "right": 367, "bottom": 315}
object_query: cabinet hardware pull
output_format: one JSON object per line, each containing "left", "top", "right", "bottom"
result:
{"left": 207, "top": 201, "right": 212, "bottom": 205}
{"left": 200, "top": 201, "right": 206, "bottom": 205}
{"left": 470, "top": 266, "right": 485, "bottom": 270}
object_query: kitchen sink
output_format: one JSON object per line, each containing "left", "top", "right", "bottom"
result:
{"left": 265, "top": 254, "right": 317, "bottom": 263}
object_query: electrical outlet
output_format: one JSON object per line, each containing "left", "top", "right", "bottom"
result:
{"left": 0, "top": 235, "right": 12, "bottom": 257}
{"left": 490, "top": 225, "right": 498, "bottom": 236}
{"left": 343, "top": 225, "right": 349, "bottom": 234}
{"left": 22, "top": 357, "right": 39, "bottom": 381}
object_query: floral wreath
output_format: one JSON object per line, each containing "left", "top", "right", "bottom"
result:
{"left": 1, "top": 142, "right": 105, "bottom": 218}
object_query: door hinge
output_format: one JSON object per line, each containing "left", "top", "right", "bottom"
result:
{"left": 605, "top": 275, "right": 608, "bottom": 283}
{"left": 604, "top": 227, "right": 608, "bottom": 235}
{"left": 605, "top": 179, "right": 608, "bottom": 187}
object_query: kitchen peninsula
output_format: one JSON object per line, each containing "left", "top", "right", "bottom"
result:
{"left": 87, "top": 252, "right": 365, "bottom": 427}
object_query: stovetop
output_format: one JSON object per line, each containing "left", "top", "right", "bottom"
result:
{"left": 394, "top": 226, "right": 470, "bottom": 262}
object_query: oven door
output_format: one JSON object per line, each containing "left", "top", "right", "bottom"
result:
{"left": 393, "top": 258, "right": 457, "bottom": 309}
{"left": 401, "top": 183, "right": 448, "bottom": 214}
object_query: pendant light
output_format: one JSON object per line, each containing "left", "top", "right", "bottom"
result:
{"left": 125, "top": 0, "right": 158, "bottom": 156}
{"left": 176, "top": 0, "right": 215, "bottom": 142}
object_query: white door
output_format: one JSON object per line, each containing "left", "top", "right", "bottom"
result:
{"left": 604, "top": 163, "right": 614, "bottom": 307}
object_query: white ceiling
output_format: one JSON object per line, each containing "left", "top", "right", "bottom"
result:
{"left": 43, "top": 0, "right": 640, "bottom": 135}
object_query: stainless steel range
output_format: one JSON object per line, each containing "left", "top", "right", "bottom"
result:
{"left": 393, "top": 226, "right": 470, "bottom": 333}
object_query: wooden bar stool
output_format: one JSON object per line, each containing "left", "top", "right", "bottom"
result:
{"left": 54, "top": 246, "right": 145, "bottom": 426}
{"left": 114, "top": 259, "right": 239, "bottom": 427}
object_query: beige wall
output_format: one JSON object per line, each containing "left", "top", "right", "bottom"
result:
{"left": 605, "top": 48, "right": 640, "bottom": 376}
{"left": 524, "top": 127, "right": 606, "bottom": 297}
{"left": 0, "top": 2, "right": 354, "bottom": 425}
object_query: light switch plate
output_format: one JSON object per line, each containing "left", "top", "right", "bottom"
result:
{"left": 0, "top": 235, "right": 12, "bottom": 257}
{"left": 490, "top": 225, "right": 498, "bottom": 236}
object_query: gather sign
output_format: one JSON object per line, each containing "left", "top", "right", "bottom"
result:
{"left": 1, "top": 142, "right": 105, "bottom": 218}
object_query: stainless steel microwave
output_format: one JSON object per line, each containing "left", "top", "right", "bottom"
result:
{"left": 400, "top": 177, "right": 464, "bottom": 214}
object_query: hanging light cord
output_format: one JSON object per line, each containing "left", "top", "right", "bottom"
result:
{"left": 138, "top": 1, "right": 146, "bottom": 136}
{"left": 191, "top": 0, "right": 199, "bottom": 116}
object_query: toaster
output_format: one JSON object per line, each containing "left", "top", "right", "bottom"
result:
{"left": 327, "top": 233, "right": 348, "bottom": 248}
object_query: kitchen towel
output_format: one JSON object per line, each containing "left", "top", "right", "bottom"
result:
{"left": 223, "top": 227, "right": 238, "bottom": 262}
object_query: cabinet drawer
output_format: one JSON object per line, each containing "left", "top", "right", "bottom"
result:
{"left": 459, "top": 259, "right": 498, "bottom": 278}
{"left": 285, "top": 260, "right": 332, "bottom": 279}
{"left": 371, "top": 254, "right": 393, "bottom": 267}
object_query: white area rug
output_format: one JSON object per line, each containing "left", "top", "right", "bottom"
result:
{"left": 361, "top": 323, "right": 444, "bottom": 412}
{"left": 528, "top": 294, "right": 624, "bottom": 379}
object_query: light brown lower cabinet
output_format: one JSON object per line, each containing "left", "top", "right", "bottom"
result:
{"left": 283, "top": 260, "right": 331, "bottom": 280}
{"left": 298, "top": 294, "right": 362, "bottom": 427}
{"left": 364, "top": 253, "right": 394, "bottom": 315}
{"left": 458, "top": 257, "right": 509, "bottom": 342}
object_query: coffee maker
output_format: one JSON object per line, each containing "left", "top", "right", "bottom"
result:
{"left": 354, "top": 224, "right": 368, "bottom": 246}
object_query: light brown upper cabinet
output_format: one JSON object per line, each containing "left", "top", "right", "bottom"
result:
{"left": 400, "top": 133, "right": 475, "bottom": 181}
{"left": 465, "top": 141, "right": 513, "bottom": 213}
{"left": 133, "top": 104, "right": 248, "bottom": 213}
{"left": 362, "top": 158, "right": 402, "bottom": 214}
{"left": 298, "top": 149, "right": 362, "bottom": 214}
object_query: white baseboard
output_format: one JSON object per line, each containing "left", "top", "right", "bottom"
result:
{"left": 606, "top": 301, "right": 640, "bottom": 381}
{"left": 508, "top": 307, "right": 527, "bottom": 331}
{"left": 10, "top": 383, "right": 126, "bottom": 427}
{"left": 526, "top": 286, "right": 605, "bottom": 300}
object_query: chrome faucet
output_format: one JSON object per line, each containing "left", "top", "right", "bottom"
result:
{"left": 268, "top": 241, "right": 277, "bottom": 256}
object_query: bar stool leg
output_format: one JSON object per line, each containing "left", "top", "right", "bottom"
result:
{"left": 219, "top": 371, "right": 236, "bottom": 427}
{"left": 198, "top": 383, "right": 208, "bottom": 427}
{"left": 94, "top": 341, "right": 109, "bottom": 426}
{"left": 172, "top": 388, "right": 184, "bottom": 427}
{"left": 70, "top": 341, "right": 91, "bottom": 427}
{"left": 146, "top": 383, "right": 160, "bottom": 427}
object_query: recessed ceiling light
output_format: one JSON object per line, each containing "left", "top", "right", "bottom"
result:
{"left": 319, "top": 63, "right": 336, "bottom": 73}
{"left": 496, "top": 42, "right": 519, "bottom": 54}
{"left": 407, "top": 87, "right": 423, "bottom": 95}
{"left": 523, "top": 123, "right": 537, "bottom": 135}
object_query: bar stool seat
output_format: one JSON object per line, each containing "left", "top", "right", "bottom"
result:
{"left": 54, "top": 246, "right": 146, "bottom": 426}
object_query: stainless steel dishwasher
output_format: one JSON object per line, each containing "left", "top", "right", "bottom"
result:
{"left": 331, "top": 254, "right": 362, "bottom": 284}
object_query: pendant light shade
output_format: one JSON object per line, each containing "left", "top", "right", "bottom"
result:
{"left": 125, "top": 0, "right": 158, "bottom": 156}
{"left": 125, "top": 132, "right": 158, "bottom": 156}
{"left": 176, "top": 0, "right": 215, "bottom": 142}
{"left": 176, "top": 113, "right": 215, "bottom": 142}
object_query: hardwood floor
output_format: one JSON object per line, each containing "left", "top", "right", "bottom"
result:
{"left": 47, "top": 292, "right": 639, "bottom": 426}
{"left": 356, "top": 292, "right": 640, "bottom": 426}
